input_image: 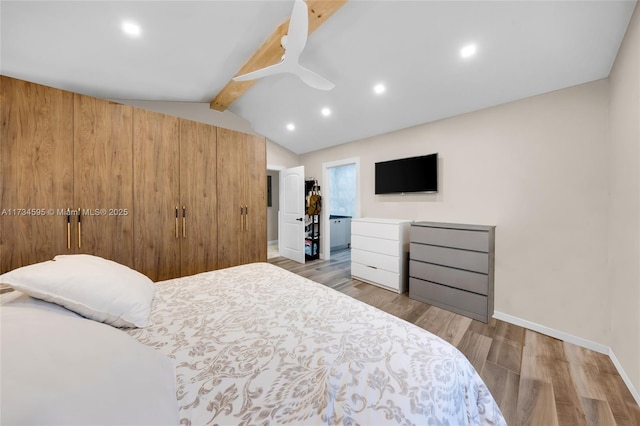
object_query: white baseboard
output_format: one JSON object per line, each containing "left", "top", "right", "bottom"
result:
{"left": 608, "top": 348, "right": 640, "bottom": 406}
{"left": 493, "top": 310, "right": 640, "bottom": 406}
{"left": 493, "top": 311, "right": 609, "bottom": 353}
{"left": 268, "top": 240, "right": 278, "bottom": 246}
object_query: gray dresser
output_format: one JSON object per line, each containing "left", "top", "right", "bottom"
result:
{"left": 409, "top": 222, "right": 495, "bottom": 323}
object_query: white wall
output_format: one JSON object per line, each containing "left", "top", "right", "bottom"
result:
{"left": 266, "top": 171, "right": 280, "bottom": 243}
{"left": 266, "top": 139, "right": 300, "bottom": 170}
{"left": 109, "top": 100, "right": 258, "bottom": 136}
{"left": 301, "top": 79, "right": 611, "bottom": 352}
{"left": 609, "top": 5, "right": 640, "bottom": 394}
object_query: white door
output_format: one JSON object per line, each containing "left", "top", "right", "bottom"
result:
{"left": 279, "top": 166, "right": 305, "bottom": 263}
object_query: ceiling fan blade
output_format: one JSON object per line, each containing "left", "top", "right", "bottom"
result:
{"left": 294, "top": 64, "right": 335, "bottom": 91}
{"left": 284, "top": 0, "right": 309, "bottom": 58}
{"left": 232, "top": 0, "right": 334, "bottom": 91}
{"left": 233, "top": 61, "right": 285, "bottom": 82}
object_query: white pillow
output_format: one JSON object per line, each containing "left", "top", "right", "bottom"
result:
{"left": 0, "top": 254, "right": 155, "bottom": 327}
{"left": 1, "top": 295, "right": 179, "bottom": 426}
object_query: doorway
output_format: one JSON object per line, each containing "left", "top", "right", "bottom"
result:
{"left": 269, "top": 165, "right": 307, "bottom": 263}
{"left": 322, "top": 157, "right": 361, "bottom": 260}
{"left": 266, "top": 169, "right": 280, "bottom": 259}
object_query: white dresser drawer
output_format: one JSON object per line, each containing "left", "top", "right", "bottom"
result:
{"left": 351, "top": 221, "right": 400, "bottom": 241}
{"left": 352, "top": 248, "right": 401, "bottom": 274}
{"left": 351, "top": 262, "right": 400, "bottom": 292}
{"left": 351, "top": 235, "right": 400, "bottom": 256}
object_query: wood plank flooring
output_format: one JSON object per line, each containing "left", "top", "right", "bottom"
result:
{"left": 269, "top": 250, "right": 640, "bottom": 426}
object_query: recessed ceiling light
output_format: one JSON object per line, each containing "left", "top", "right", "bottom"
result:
{"left": 321, "top": 107, "right": 331, "bottom": 117}
{"left": 286, "top": 123, "right": 295, "bottom": 131}
{"left": 121, "top": 21, "right": 141, "bottom": 37}
{"left": 460, "top": 43, "right": 477, "bottom": 58}
{"left": 373, "top": 83, "right": 386, "bottom": 95}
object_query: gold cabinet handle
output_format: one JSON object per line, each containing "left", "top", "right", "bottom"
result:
{"left": 175, "top": 206, "right": 179, "bottom": 238}
{"left": 245, "top": 206, "right": 249, "bottom": 232}
{"left": 67, "top": 212, "right": 71, "bottom": 250}
{"left": 240, "top": 206, "right": 244, "bottom": 231}
{"left": 77, "top": 207, "right": 82, "bottom": 249}
{"left": 182, "top": 206, "right": 186, "bottom": 238}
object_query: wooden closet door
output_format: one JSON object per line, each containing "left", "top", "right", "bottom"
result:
{"left": 179, "top": 119, "right": 217, "bottom": 276}
{"left": 133, "top": 109, "right": 180, "bottom": 281}
{"left": 0, "top": 76, "right": 73, "bottom": 273}
{"left": 242, "top": 133, "right": 267, "bottom": 264}
{"left": 216, "top": 128, "right": 266, "bottom": 268}
{"left": 74, "top": 95, "right": 133, "bottom": 267}
{"left": 216, "top": 128, "right": 245, "bottom": 269}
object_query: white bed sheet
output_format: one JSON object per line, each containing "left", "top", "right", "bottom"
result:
{"left": 127, "top": 262, "right": 506, "bottom": 425}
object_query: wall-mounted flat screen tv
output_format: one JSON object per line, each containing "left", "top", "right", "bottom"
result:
{"left": 375, "top": 153, "right": 438, "bottom": 194}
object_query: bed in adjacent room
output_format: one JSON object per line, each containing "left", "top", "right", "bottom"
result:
{"left": 1, "top": 255, "right": 505, "bottom": 425}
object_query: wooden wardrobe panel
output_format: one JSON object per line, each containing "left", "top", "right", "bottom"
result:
{"left": 216, "top": 128, "right": 245, "bottom": 269}
{"left": 133, "top": 108, "right": 180, "bottom": 281}
{"left": 0, "top": 76, "right": 73, "bottom": 273}
{"left": 216, "top": 128, "right": 266, "bottom": 269}
{"left": 179, "top": 119, "right": 217, "bottom": 276}
{"left": 243, "top": 133, "right": 267, "bottom": 264}
{"left": 74, "top": 95, "right": 134, "bottom": 267}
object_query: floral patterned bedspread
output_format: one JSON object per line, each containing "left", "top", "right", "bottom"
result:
{"left": 127, "top": 262, "right": 506, "bottom": 426}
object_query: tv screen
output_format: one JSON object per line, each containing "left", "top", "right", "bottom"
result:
{"left": 375, "top": 153, "right": 438, "bottom": 194}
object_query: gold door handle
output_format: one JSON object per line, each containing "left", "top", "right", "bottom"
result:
{"left": 240, "top": 206, "right": 244, "bottom": 231}
{"left": 182, "top": 206, "right": 186, "bottom": 238}
{"left": 175, "top": 206, "right": 179, "bottom": 238}
{"left": 67, "top": 212, "right": 71, "bottom": 250}
{"left": 244, "top": 206, "right": 249, "bottom": 232}
{"left": 77, "top": 208, "right": 82, "bottom": 249}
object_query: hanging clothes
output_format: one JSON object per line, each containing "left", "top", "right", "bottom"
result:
{"left": 307, "top": 182, "right": 322, "bottom": 215}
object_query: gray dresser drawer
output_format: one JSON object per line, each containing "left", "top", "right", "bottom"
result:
{"left": 409, "top": 260, "right": 488, "bottom": 295}
{"left": 410, "top": 243, "right": 489, "bottom": 274}
{"left": 411, "top": 226, "right": 489, "bottom": 252}
{"left": 410, "top": 278, "right": 488, "bottom": 322}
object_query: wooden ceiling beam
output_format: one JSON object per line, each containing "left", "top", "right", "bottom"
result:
{"left": 209, "top": 0, "right": 348, "bottom": 111}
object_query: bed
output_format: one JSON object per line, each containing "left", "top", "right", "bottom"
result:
{"left": 1, "top": 255, "right": 506, "bottom": 425}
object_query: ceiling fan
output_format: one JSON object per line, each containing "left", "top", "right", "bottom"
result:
{"left": 233, "top": 0, "right": 335, "bottom": 91}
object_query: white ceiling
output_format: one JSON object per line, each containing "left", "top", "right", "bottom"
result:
{"left": 1, "top": 1, "right": 636, "bottom": 154}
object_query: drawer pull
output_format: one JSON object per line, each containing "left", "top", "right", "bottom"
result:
{"left": 367, "top": 265, "right": 378, "bottom": 269}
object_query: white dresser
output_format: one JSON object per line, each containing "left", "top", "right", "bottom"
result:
{"left": 350, "top": 218, "right": 411, "bottom": 293}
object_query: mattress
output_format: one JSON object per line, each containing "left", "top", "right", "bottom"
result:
{"left": 127, "top": 262, "right": 505, "bottom": 425}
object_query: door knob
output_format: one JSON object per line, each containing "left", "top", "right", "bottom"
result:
{"left": 296, "top": 217, "right": 304, "bottom": 221}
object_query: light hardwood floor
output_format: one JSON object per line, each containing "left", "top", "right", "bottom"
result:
{"left": 269, "top": 250, "right": 640, "bottom": 426}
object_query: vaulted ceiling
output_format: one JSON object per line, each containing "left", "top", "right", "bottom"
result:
{"left": 1, "top": 1, "right": 636, "bottom": 154}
